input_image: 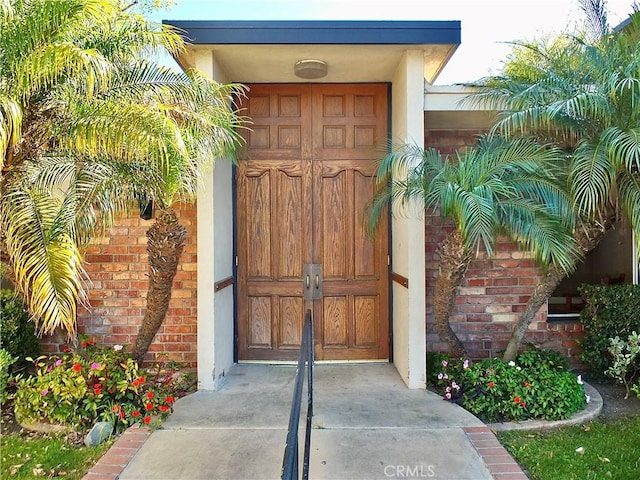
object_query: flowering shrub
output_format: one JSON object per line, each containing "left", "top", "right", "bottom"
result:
{"left": 606, "top": 331, "right": 640, "bottom": 399}
{"left": 14, "top": 342, "right": 177, "bottom": 433}
{"left": 428, "top": 348, "right": 587, "bottom": 423}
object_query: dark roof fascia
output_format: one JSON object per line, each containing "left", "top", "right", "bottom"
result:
{"left": 162, "top": 20, "right": 461, "bottom": 46}
{"left": 612, "top": 15, "right": 632, "bottom": 34}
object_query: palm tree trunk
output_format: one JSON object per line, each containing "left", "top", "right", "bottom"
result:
{"left": 131, "top": 209, "right": 186, "bottom": 364}
{"left": 433, "top": 230, "right": 471, "bottom": 357}
{"left": 502, "top": 219, "right": 610, "bottom": 361}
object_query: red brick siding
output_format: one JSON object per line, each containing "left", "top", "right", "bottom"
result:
{"left": 40, "top": 203, "right": 198, "bottom": 366}
{"left": 424, "top": 127, "right": 584, "bottom": 365}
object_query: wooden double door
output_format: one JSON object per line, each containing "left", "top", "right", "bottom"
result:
{"left": 236, "top": 84, "right": 389, "bottom": 361}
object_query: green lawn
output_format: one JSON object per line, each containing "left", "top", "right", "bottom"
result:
{"left": 498, "top": 416, "right": 640, "bottom": 480}
{"left": 0, "top": 432, "right": 113, "bottom": 480}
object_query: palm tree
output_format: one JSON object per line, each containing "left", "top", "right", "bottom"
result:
{"left": 1, "top": 0, "right": 245, "bottom": 348}
{"left": 466, "top": 4, "right": 640, "bottom": 361}
{"left": 370, "top": 136, "right": 579, "bottom": 357}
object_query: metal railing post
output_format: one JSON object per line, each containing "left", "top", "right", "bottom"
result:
{"left": 281, "top": 310, "right": 314, "bottom": 480}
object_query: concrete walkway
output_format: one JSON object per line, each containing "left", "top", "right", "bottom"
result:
{"left": 90, "top": 364, "right": 528, "bottom": 480}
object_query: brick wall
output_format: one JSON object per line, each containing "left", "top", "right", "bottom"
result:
{"left": 424, "top": 126, "right": 585, "bottom": 365}
{"left": 40, "top": 203, "right": 198, "bottom": 366}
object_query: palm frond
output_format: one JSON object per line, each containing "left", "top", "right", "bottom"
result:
{"left": 2, "top": 187, "right": 87, "bottom": 337}
{"left": 369, "top": 135, "right": 577, "bottom": 267}
{"left": 603, "top": 126, "right": 640, "bottom": 172}
{"left": 0, "top": 94, "right": 22, "bottom": 164}
{"left": 617, "top": 171, "right": 640, "bottom": 250}
{"left": 0, "top": 0, "right": 12, "bottom": 22}
{"left": 497, "top": 197, "right": 579, "bottom": 273}
{"left": 569, "top": 139, "right": 616, "bottom": 216}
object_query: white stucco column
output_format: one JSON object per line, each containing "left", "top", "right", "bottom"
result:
{"left": 195, "top": 52, "right": 235, "bottom": 390}
{"left": 390, "top": 50, "right": 427, "bottom": 389}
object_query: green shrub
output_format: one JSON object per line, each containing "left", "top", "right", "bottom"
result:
{"left": 605, "top": 331, "right": 640, "bottom": 399}
{"left": 0, "top": 290, "right": 40, "bottom": 372}
{"left": 14, "top": 343, "right": 177, "bottom": 433}
{"left": 0, "top": 348, "right": 17, "bottom": 404}
{"left": 431, "top": 348, "right": 587, "bottom": 423}
{"left": 578, "top": 284, "right": 640, "bottom": 378}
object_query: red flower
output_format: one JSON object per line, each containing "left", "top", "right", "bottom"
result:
{"left": 72, "top": 363, "right": 82, "bottom": 372}
{"left": 524, "top": 382, "right": 530, "bottom": 387}
{"left": 146, "top": 391, "right": 154, "bottom": 399}
{"left": 514, "top": 396, "right": 521, "bottom": 404}
{"left": 520, "top": 401, "right": 527, "bottom": 408}
{"left": 112, "top": 405, "right": 121, "bottom": 413}
{"left": 62, "top": 346, "right": 70, "bottom": 352}
{"left": 143, "top": 416, "right": 152, "bottom": 425}
{"left": 132, "top": 410, "right": 141, "bottom": 418}
{"left": 145, "top": 402, "right": 153, "bottom": 411}
{"left": 159, "top": 405, "right": 170, "bottom": 412}
{"left": 132, "top": 379, "right": 140, "bottom": 387}
{"left": 164, "top": 396, "right": 175, "bottom": 404}
{"left": 94, "top": 387, "right": 102, "bottom": 395}
{"left": 138, "top": 376, "right": 146, "bottom": 384}
{"left": 119, "top": 410, "right": 126, "bottom": 419}
{"left": 81, "top": 341, "right": 87, "bottom": 348}
{"left": 488, "top": 382, "right": 495, "bottom": 388}
{"left": 88, "top": 340, "right": 95, "bottom": 346}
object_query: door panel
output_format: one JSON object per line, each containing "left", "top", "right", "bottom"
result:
{"left": 237, "top": 84, "right": 388, "bottom": 361}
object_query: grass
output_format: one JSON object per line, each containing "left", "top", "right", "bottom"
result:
{"left": 0, "top": 432, "right": 114, "bottom": 479}
{"left": 498, "top": 415, "right": 640, "bottom": 480}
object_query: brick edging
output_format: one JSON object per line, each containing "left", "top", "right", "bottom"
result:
{"left": 82, "top": 426, "right": 151, "bottom": 480}
{"left": 463, "top": 426, "right": 528, "bottom": 479}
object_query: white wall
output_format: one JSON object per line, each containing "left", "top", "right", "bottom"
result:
{"left": 390, "top": 50, "right": 427, "bottom": 389}
{"left": 195, "top": 51, "right": 235, "bottom": 390}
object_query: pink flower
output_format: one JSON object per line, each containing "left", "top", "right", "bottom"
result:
{"left": 462, "top": 359, "right": 469, "bottom": 369}
{"left": 91, "top": 362, "right": 101, "bottom": 370}
{"left": 41, "top": 389, "right": 49, "bottom": 396}
{"left": 114, "top": 345, "right": 123, "bottom": 351}
{"left": 437, "top": 373, "right": 443, "bottom": 380}
{"left": 55, "top": 359, "right": 62, "bottom": 367}
{"left": 441, "top": 360, "right": 448, "bottom": 367}
{"left": 445, "top": 392, "right": 451, "bottom": 400}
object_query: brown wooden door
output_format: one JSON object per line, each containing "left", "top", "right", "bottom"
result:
{"left": 236, "top": 84, "right": 389, "bottom": 361}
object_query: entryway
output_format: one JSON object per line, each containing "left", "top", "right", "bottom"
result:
{"left": 235, "top": 84, "right": 390, "bottom": 361}
{"left": 117, "top": 364, "right": 499, "bottom": 480}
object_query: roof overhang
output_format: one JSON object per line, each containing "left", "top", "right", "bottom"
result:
{"left": 163, "top": 20, "right": 461, "bottom": 84}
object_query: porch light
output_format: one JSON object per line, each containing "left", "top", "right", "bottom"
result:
{"left": 294, "top": 59, "right": 328, "bottom": 79}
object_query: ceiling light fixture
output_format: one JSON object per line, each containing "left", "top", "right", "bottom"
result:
{"left": 294, "top": 59, "right": 328, "bottom": 79}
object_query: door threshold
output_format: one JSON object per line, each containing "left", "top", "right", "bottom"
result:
{"left": 238, "top": 359, "right": 390, "bottom": 365}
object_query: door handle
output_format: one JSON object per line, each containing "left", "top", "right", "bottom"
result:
{"left": 303, "top": 264, "right": 322, "bottom": 300}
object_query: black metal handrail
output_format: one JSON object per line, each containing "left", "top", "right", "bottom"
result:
{"left": 281, "top": 309, "right": 314, "bottom": 480}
